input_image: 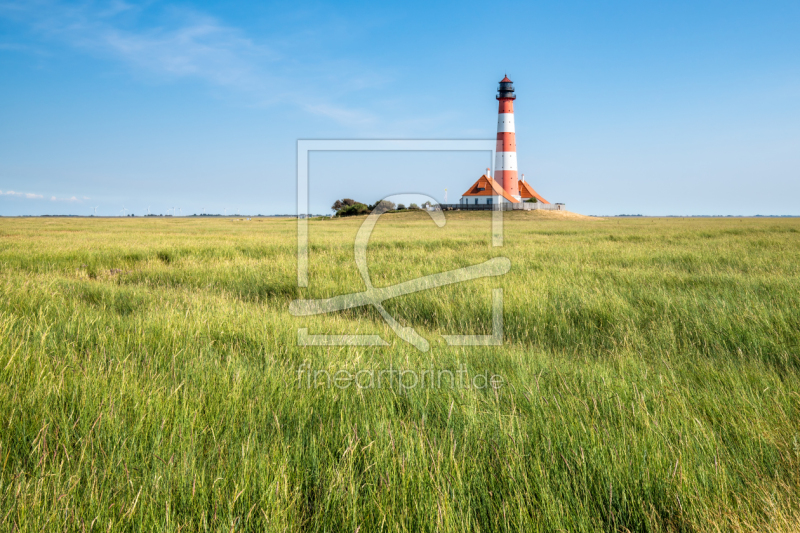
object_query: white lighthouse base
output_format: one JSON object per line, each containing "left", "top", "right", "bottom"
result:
{"left": 459, "top": 195, "right": 519, "bottom": 206}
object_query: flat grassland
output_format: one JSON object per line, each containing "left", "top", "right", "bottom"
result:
{"left": 1, "top": 213, "right": 799, "bottom": 532}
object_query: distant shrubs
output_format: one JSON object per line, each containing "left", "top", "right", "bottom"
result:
{"left": 331, "top": 198, "right": 370, "bottom": 217}
{"left": 336, "top": 203, "right": 370, "bottom": 217}
{"left": 331, "top": 199, "right": 357, "bottom": 211}
{"left": 331, "top": 199, "right": 368, "bottom": 217}
{"left": 331, "top": 198, "right": 398, "bottom": 217}
{"left": 330, "top": 198, "right": 429, "bottom": 216}
{"left": 371, "top": 200, "right": 396, "bottom": 212}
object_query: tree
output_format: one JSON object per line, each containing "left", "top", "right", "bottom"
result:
{"left": 397, "top": 204, "right": 406, "bottom": 210}
{"left": 332, "top": 198, "right": 356, "bottom": 210}
{"left": 525, "top": 197, "right": 539, "bottom": 203}
{"left": 331, "top": 198, "right": 359, "bottom": 214}
{"left": 409, "top": 203, "right": 420, "bottom": 210}
{"left": 335, "top": 202, "right": 370, "bottom": 217}
{"left": 369, "top": 200, "right": 396, "bottom": 212}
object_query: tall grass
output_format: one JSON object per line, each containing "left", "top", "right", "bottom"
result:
{"left": 0, "top": 213, "right": 799, "bottom": 531}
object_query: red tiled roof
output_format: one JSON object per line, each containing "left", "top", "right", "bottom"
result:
{"left": 519, "top": 180, "right": 550, "bottom": 204}
{"left": 461, "top": 175, "right": 519, "bottom": 203}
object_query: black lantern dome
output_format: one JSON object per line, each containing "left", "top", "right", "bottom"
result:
{"left": 496, "top": 75, "right": 516, "bottom": 100}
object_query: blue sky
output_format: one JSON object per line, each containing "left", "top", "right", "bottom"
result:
{"left": 1, "top": 0, "right": 799, "bottom": 216}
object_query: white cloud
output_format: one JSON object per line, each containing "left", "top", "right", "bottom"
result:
{"left": 0, "top": 190, "right": 44, "bottom": 199}
{"left": 0, "top": 1, "right": 386, "bottom": 125}
{"left": 50, "top": 195, "right": 83, "bottom": 202}
{"left": 0, "top": 189, "right": 85, "bottom": 201}
{"left": 0, "top": 42, "right": 45, "bottom": 53}
{"left": 303, "top": 103, "right": 377, "bottom": 128}
{"left": 81, "top": 10, "right": 279, "bottom": 93}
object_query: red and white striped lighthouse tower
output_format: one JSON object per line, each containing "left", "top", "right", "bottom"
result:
{"left": 461, "top": 76, "right": 551, "bottom": 206}
{"left": 495, "top": 76, "right": 520, "bottom": 199}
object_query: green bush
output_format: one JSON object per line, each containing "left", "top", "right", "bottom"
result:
{"left": 335, "top": 202, "right": 370, "bottom": 217}
{"left": 369, "top": 200, "right": 396, "bottom": 212}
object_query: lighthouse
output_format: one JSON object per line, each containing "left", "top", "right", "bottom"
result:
{"left": 460, "top": 76, "right": 550, "bottom": 207}
{"left": 495, "top": 76, "right": 520, "bottom": 200}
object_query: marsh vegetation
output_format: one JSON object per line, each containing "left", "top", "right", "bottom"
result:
{"left": 1, "top": 213, "right": 799, "bottom": 531}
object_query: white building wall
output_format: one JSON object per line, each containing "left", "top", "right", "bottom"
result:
{"left": 459, "top": 195, "right": 514, "bottom": 205}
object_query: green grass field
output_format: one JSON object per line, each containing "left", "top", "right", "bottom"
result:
{"left": 1, "top": 212, "right": 799, "bottom": 532}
